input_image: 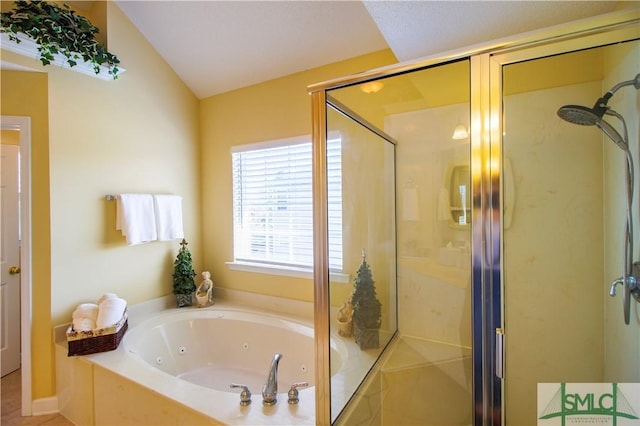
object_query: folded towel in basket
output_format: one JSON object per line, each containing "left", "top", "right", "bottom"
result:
{"left": 97, "top": 293, "right": 118, "bottom": 305}
{"left": 96, "top": 297, "right": 127, "bottom": 329}
{"left": 72, "top": 317, "right": 96, "bottom": 332}
{"left": 72, "top": 303, "right": 99, "bottom": 321}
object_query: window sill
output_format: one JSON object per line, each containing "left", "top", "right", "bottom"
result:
{"left": 226, "top": 261, "right": 350, "bottom": 283}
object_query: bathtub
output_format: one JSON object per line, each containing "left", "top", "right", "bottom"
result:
{"left": 58, "top": 300, "right": 347, "bottom": 425}
{"left": 123, "top": 308, "right": 333, "bottom": 395}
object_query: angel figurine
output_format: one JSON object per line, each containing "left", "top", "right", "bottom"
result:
{"left": 336, "top": 298, "right": 353, "bottom": 337}
{"left": 196, "top": 271, "right": 213, "bottom": 307}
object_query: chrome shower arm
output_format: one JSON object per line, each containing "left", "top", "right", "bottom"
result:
{"left": 593, "top": 73, "right": 640, "bottom": 113}
{"left": 605, "top": 73, "right": 640, "bottom": 97}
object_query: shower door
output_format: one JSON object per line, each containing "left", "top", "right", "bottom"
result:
{"left": 324, "top": 102, "right": 398, "bottom": 424}
{"left": 313, "top": 59, "right": 474, "bottom": 425}
{"left": 498, "top": 36, "right": 640, "bottom": 425}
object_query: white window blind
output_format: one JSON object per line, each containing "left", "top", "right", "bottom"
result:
{"left": 232, "top": 136, "right": 342, "bottom": 271}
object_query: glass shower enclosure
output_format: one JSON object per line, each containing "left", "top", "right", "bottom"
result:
{"left": 312, "top": 60, "right": 473, "bottom": 424}
{"left": 311, "top": 8, "right": 639, "bottom": 426}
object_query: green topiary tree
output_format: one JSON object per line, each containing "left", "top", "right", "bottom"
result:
{"left": 172, "top": 239, "right": 196, "bottom": 307}
{"left": 351, "top": 250, "right": 382, "bottom": 349}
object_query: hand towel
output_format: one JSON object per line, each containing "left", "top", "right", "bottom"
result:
{"left": 153, "top": 195, "right": 184, "bottom": 241}
{"left": 72, "top": 303, "right": 99, "bottom": 322}
{"left": 96, "top": 297, "right": 127, "bottom": 329}
{"left": 116, "top": 194, "right": 157, "bottom": 245}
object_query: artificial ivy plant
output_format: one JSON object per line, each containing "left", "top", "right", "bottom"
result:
{"left": 0, "top": 0, "right": 120, "bottom": 79}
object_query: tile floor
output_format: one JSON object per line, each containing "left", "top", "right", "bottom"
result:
{"left": 1, "top": 370, "right": 74, "bottom": 425}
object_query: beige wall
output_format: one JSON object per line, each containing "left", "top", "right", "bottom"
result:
{"left": 199, "top": 50, "right": 397, "bottom": 302}
{"left": 1, "top": 2, "right": 200, "bottom": 399}
{"left": 48, "top": 1, "right": 201, "bottom": 325}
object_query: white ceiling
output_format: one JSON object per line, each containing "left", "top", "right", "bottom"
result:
{"left": 114, "top": 0, "right": 622, "bottom": 99}
{"left": 115, "top": 0, "right": 389, "bottom": 98}
{"left": 4, "top": 1, "right": 628, "bottom": 99}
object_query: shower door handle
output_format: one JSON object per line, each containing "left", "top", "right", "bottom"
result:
{"left": 495, "top": 328, "right": 504, "bottom": 379}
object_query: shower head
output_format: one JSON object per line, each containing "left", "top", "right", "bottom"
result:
{"left": 557, "top": 93, "right": 612, "bottom": 126}
{"left": 557, "top": 73, "right": 639, "bottom": 150}
{"left": 557, "top": 104, "right": 602, "bottom": 126}
{"left": 557, "top": 103, "right": 627, "bottom": 150}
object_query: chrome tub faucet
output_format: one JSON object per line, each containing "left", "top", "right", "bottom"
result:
{"left": 262, "top": 353, "right": 282, "bottom": 406}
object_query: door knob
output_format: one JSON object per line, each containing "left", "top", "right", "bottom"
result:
{"left": 9, "top": 266, "right": 21, "bottom": 275}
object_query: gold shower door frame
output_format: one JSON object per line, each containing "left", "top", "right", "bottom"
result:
{"left": 490, "top": 14, "right": 640, "bottom": 426}
{"left": 310, "top": 8, "right": 640, "bottom": 425}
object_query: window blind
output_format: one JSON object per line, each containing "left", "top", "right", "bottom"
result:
{"left": 232, "top": 136, "right": 342, "bottom": 271}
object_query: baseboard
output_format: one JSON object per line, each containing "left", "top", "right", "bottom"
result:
{"left": 31, "top": 395, "right": 58, "bottom": 416}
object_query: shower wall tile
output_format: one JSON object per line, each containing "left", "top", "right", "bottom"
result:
{"left": 503, "top": 81, "right": 606, "bottom": 425}
{"left": 397, "top": 260, "right": 471, "bottom": 346}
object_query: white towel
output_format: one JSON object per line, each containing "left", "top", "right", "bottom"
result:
{"left": 72, "top": 303, "right": 99, "bottom": 321}
{"left": 96, "top": 297, "right": 127, "bottom": 329}
{"left": 73, "top": 317, "right": 96, "bottom": 332}
{"left": 153, "top": 195, "right": 184, "bottom": 241}
{"left": 116, "top": 194, "right": 157, "bottom": 245}
{"left": 97, "top": 293, "right": 119, "bottom": 305}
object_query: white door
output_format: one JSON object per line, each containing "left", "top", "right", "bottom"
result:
{"left": 1, "top": 143, "right": 21, "bottom": 377}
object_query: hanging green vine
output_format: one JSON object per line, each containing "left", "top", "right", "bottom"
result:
{"left": 1, "top": 0, "right": 120, "bottom": 79}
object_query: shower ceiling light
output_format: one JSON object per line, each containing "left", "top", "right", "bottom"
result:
{"left": 360, "top": 81, "right": 384, "bottom": 94}
{"left": 452, "top": 124, "right": 469, "bottom": 140}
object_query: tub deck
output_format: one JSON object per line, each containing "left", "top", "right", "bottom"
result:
{"left": 55, "top": 293, "right": 318, "bottom": 425}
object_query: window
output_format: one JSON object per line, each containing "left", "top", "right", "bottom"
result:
{"left": 231, "top": 135, "right": 343, "bottom": 274}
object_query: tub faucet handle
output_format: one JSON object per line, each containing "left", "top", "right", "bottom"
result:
{"left": 287, "top": 382, "right": 309, "bottom": 405}
{"left": 230, "top": 383, "right": 252, "bottom": 406}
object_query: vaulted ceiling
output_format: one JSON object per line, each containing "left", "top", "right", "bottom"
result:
{"left": 116, "top": 1, "right": 623, "bottom": 99}
{"left": 3, "top": 1, "right": 629, "bottom": 99}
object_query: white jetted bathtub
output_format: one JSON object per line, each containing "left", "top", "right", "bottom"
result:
{"left": 67, "top": 303, "right": 347, "bottom": 425}
{"left": 124, "top": 308, "right": 326, "bottom": 395}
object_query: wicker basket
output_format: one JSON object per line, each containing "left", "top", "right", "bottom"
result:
{"left": 66, "top": 312, "right": 128, "bottom": 356}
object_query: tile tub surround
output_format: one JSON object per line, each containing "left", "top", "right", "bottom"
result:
{"left": 54, "top": 289, "right": 318, "bottom": 425}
